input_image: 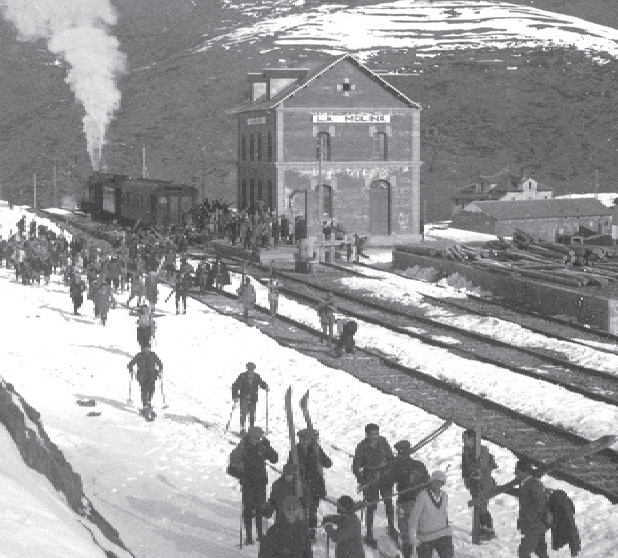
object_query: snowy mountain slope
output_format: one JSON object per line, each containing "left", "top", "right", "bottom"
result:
{"left": 1, "top": 204, "right": 617, "bottom": 558}
{"left": 199, "top": 0, "right": 618, "bottom": 57}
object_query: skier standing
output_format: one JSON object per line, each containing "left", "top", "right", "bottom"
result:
{"left": 323, "top": 495, "right": 364, "bottom": 558}
{"left": 515, "top": 459, "right": 549, "bottom": 558}
{"left": 69, "top": 271, "right": 86, "bottom": 315}
{"left": 316, "top": 293, "right": 337, "bottom": 347}
{"left": 136, "top": 304, "right": 156, "bottom": 349}
{"left": 290, "top": 428, "right": 332, "bottom": 534}
{"left": 461, "top": 429, "right": 497, "bottom": 541}
{"left": 144, "top": 270, "right": 159, "bottom": 314}
{"left": 175, "top": 259, "right": 193, "bottom": 314}
{"left": 264, "top": 463, "right": 309, "bottom": 523}
{"left": 97, "top": 280, "right": 116, "bottom": 326}
{"left": 231, "top": 362, "right": 268, "bottom": 434}
{"left": 409, "top": 471, "right": 454, "bottom": 558}
{"left": 127, "top": 271, "right": 144, "bottom": 307}
{"left": 127, "top": 343, "right": 163, "bottom": 420}
{"left": 352, "top": 423, "right": 396, "bottom": 548}
{"left": 267, "top": 277, "right": 280, "bottom": 321}
{"left": 237, "top": 276, "right": 256, "bottom": 323}
{"left": 229, "top": 426, "right": 278, "bottom": 545}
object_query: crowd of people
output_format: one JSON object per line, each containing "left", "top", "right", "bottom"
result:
{"left": 1, "top": 210, "right": 582, "bottom": 558}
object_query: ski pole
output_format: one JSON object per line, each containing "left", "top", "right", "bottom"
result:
{"left": 226, "top": 400, "right": 238, "bottom": 432}
{"left": 160, "top": 376, "right": 168, "bottom": 409}
{"left": 326, "top": 533, "right": 330, "bottom": 558}
{"left": 239, "top": 493, "right": 243, "bottom": 549}
{"left": 265, "top": 389, "right": 269, "bottom": 436}
{"left": 127, "top": 373, "right": 133, "bottom": 405}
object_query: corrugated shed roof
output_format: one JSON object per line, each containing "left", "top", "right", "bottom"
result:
{"left": 469, "top": 199, "right": 613, "bottom": 220}
{"left": 227, "top": 54, "right": 420, "bottom": 114}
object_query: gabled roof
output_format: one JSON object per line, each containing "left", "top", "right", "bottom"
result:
{"left": 468, "top": 199, "right": 612, "bottom": 221}
{"left": 227, "top": 54, "right": 421, "bottom": 115}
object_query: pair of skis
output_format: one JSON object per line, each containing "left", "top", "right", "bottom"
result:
{"left": 285, "top": 387, "right": 312, "bottom": 500}
{"left": 468, "top": 434, "right": 617, "bottom": 508}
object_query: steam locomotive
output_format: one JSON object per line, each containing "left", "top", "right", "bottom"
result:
{"left": 83, "top": 173, "right": 197, "bottom": 227}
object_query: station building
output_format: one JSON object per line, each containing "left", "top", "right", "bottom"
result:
{"left": 227, "top": 54, "right": 422, "bottom": 244}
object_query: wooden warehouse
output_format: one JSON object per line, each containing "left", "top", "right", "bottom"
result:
{"left": 227, "top": 54, "right": 422, "bottom": 244}
{"left": 451, "top": 198, "right": 613, "bottom": 241}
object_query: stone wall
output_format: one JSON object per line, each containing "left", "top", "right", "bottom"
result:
{"left": 393, "top": 249, "right": 618, "bottom": 333}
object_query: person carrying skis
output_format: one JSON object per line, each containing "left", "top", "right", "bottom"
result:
{"left": 259, "top": 495, "right": 313, "bottom": 558}
{"left": 136, "top": 304, "right": 156, "bottom": 349}
{"left": 264, "top": 463, "right": 309, "bottom": 523}
{"left": 352, "top": 423, "right": 396, "bottom": 548}
{"left": 127, "top": 343, "right": 163, "bottom": 420}
{"left": 228, "top": 426, "right": 279, "bottom": 546}
{"left": 384, "top": 440, "right": 430, "bottom": 558}
{"left": 237, "top": 276, "right": 256, "bottom": 323}
{"left": 461, "top": 429, "right": 497, "bottom": 541}
{"left": 515, "top": 458, "right": 549, "bottom": 558}
{"left": 69, "top": 271, "right": 86, "bottom": 315}
{"left": 231, "top": 362, "right": 268, "bottom": 434}
{"left": 290, "top": 428, "right": 332, "bottom": 534}
{"left": 409, "top": 470, "right": 454, "bottom": 558}
{"left": 323, "top": 495, "right": 364, "bottom": 558}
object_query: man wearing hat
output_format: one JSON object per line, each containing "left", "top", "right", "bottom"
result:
{"left": 290, "top": 428, "right": 332, "bottom": 534}
{"left": 409, "top": 470, "right": 454, "bottom": 558}
{"left": 461, "top": 429, "right": 498, "bottom": 541}
{"left": 258, "top": 495, "right": 313, "bottom": 558}
{"left": 234, "top": 426, "right": 278, "bottom": 545}
{"left": 265, "top": 463, "right": 309, "bottom": 523}
{"left": 352, "top": 423, "right": 396, "bottom": 548}
{"left": 232, "top": 362, "right": 269, "bottom": 434}
{"left": 323, "top": 495, "right": 364, "bottom": 558}
{"left": 385, "top": 440, "right": 430, "bottom": 558}
{"left": 515, "top": 459, "right": 549, "bottom": 558}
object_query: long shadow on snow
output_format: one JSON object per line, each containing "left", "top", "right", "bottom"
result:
{"left": 72, "top": 344, "right": 134, "bottom": 358}
{"left": 38, "top": 303, "right": 93, "bottom": 324}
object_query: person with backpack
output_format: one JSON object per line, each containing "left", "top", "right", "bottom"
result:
{"left": 515, "top": 458, "right": 549, "bottom": 558}
{"left": 136, "top": 304, "right": 156, "bottom": 349}
{"left": 461, "top": 429, "right": 497, "bottom": 541}
{"left": 127, "top": 343, "right": 163, "bottom": 420}
{"left": 231, "top": 362, "right": 268, "bottom": 434}
{"left": 228, "top": 426, "right": 278, "bottom": 546}
{"left": 409, "top": 470, "right": 454, "bottom": 558}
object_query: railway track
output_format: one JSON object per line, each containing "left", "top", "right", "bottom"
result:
{"left": 38, "top": 211, "right": 618, "bottom": 502}
{"left": 346, "top": 259, "right": 618, "bottom": 354}
{"left": 167, "top": 276, "right": 618, "bottom": 504}
{"left": 216, "top": 257, "right": 618, "bottom": 411}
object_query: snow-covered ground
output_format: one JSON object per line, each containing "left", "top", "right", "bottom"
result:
{"left": 1, "top": 204, "right": 617, "bottom": 558}
{"left": 201, "top": 0, "right": 618, "bottom": 59}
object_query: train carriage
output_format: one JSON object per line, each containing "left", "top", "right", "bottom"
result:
{"left": 85, "top": 173, "right": 197, "bottom": 227}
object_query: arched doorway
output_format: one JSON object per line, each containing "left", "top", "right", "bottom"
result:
{"left": 369, "top": 180, "right": 390, "bottom": 235}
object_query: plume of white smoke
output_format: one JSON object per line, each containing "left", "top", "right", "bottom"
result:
{"left": 1, "top": 0, "right": 127, "bottom": 170}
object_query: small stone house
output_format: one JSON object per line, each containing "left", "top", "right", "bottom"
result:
{"left": 451, "top": 198, "right": 613, "bottom": 241}
{"left": 452, "top": 168, "right": 553, "bottom": 215}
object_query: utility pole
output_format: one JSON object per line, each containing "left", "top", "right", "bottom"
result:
{"left": 142, "top": 145, "right": 148, "bottom": 179}
{"left": 595, "top": 168, "right": 599, "bottom": 200}
{"left": 317, "top": 135, "right": 324, "bottom": 243}
{"left": 53, "top": 159, "right": 58, "bottom": 207}
{"left": 33, "top": 173, "right": 37, "bottom": 209}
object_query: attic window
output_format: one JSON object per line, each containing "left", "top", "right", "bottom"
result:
{"left": 337, "top": 79, "right": 355, "bottom": 96}
{"left": 342, "top": 83, "right": 351, "bottom": 92}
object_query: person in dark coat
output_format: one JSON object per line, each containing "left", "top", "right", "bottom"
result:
{"left": 136, "top": 304, "right": 155, "bottom": 349}
{"left": 461, "top": 429, "right": 497, "bottom": 541}
{"left": 127, "top": 344, "right": 163, "bottom": 417}
{"left": 144, "top": 271, "right": 158, "bottom": 313}
{"left": 335, "top": 320, "right": 358, "bottom": 357}
{"left": 547, "top": 490, "right": 581, "bottom": 556}
{"left": 97, "top": 280, "right": 116, "bottom": 326}
{"left": 352, "top": 423, "right": 396, "bottom": 548}
{"left": 264, "top": 463, "right": 309, "bottom": 523}
{"left": 316, "top": 293, "right": 337, "bottom": 347}
{"left": 259, "top": 495, "right": 312, "bottom": 558}
{"left": 229, "top": 426, "right": 279, "bottom": 546}
{"left": 515, "top": 458, "right": 549, "bottom": 558}
{"left": 231, "top": 362, "right": 268, "bottom": 434}
{"left": 289, "top": 428, "right": 332, "bottom": 532}
{"left": 237, "top": 276, "right": 256, "bottom": 323}
{"left": 323, "top": 495, "right": 364, "bottom": 558}
{"left": 383, "top": 440, "right": 430, "bottom": 558}
{"left": 69, "top": 272, "right": 86, "bottom": 315}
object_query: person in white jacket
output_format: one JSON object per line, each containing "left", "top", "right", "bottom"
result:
{"left": 409, "top": 470, "right": 454, "bottom": 558}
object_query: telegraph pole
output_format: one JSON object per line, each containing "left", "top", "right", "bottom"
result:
{"left": 317, "top": 135, "right": 324, "bottom": 243}
{"left": 33, "top": 173, "right": 37, "bottom": 209}
{"left": 53, "top": 159, "right": 58, "bottom": 207}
